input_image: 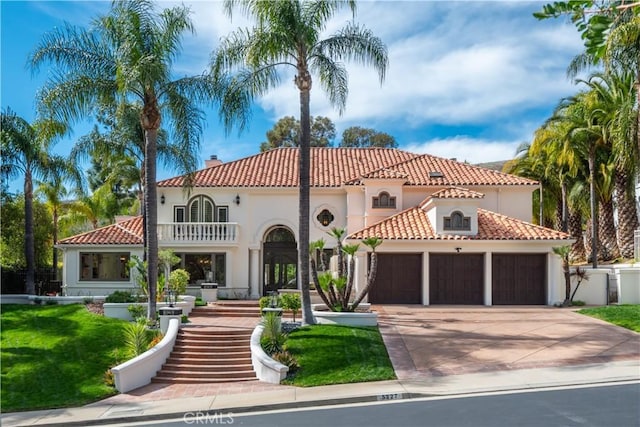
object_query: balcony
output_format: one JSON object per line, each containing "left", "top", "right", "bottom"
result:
{"left": 158, "top": 222, "right": 239, "bottom": 245}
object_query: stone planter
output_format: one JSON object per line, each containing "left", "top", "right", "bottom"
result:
{"left": 104, "top": 301, "right": 188, "bottom": 321}
{"left": 201, "top": 283, "right": 218, "bottom": 303}
{"left": 312, "top": 309, "right": 378, "bottom": 327}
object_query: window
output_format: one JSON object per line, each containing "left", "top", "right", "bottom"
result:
{"left": 316, "top": 209, "right": 334, "bottom": 227}
{"left": 80, "top": 253, "right": 130, "bottom": 281}
{"left": 180, "top": 253, "right": 226, "bottom": 285}
{"left": 444, "top": 211, "right": 471, "bottom": 231}
{"left": 372, "top": 191, "right": 396, "bottom": 209}
{"left": 217, "top": 206, "right": 229, "bottom": 223}
{"left": 188, "top": 195, "right": 214, "bottom": 222}
{"left": 174, "top": 206, "right": 185, "bottom": 222}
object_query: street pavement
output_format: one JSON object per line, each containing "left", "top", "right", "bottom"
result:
{"left": 2, "top": 305, "right": 639, "bottom": 426}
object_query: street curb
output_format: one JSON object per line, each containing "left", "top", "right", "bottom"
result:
{"left": 24, "top": 376, "right": 640, "bottom": 427}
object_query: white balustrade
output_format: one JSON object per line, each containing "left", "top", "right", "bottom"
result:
{"left": 157, "top": 222, "right": 238, "bottom": 244}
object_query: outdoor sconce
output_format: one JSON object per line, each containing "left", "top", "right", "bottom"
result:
{"left": 160, "top": 194, "right": 165, "bottom": 204}
{"left": 455, "top": 247, "right": 462, "bottom": 253}
{"left": 166, "top": 289, "right": 176, "bottom": 307}
{"left": 234, "top": 194, "right": 240, "bottom": 205}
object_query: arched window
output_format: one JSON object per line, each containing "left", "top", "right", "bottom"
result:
{"left": 444, "top": 211, "right": 471, "bottom": 231}
{"left": 265, "top": 227, "right": 296, "bottom": 243}
{"left": 372, "top": 191, "right": 396, "bottom": 209}
{"left": 188, "top": 195, "right": 214, "bottom": 222}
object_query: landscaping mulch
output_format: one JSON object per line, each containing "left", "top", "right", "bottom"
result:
{"left": 85, "top": 302, "right": 104, "bottom": 316}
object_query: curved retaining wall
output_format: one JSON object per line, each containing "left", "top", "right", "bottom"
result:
{"left": 111, "top": 318, "right": 179, "bottom": 393}
{"left": 250, "top": 324, "right": 288, "bottom": 383}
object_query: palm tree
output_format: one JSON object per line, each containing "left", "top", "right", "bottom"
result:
{"left": 36, "top": 169, "right": 70, "bottom": 276}
{"left": 29, "top": 0, "right": 218, "bottom": 320}
{"left": 0, "top": 108, "right": 67, "bottom": 294}
{"left": 212, "top": 0, "right": 388, "bottom": 324}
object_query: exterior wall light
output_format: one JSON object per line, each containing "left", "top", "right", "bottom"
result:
{"left": 160, "top": 194, "right": 165, "bottom": 204}
{"left": 234, "top": 194, "right": 240, "bottom": 205}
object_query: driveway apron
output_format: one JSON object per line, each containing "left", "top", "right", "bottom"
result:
{"left": 376, "top": 305, "right": 640, "bottom": 380}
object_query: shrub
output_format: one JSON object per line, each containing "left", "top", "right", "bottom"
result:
{"left": 181, "top": 314, "right": 190, "bottom": 323}
{"left": 147, "top": 331, "right": 164, "bottom": 349}
{"left": 261, "top": 310, "right": 286, "bottom": 355}
{"left": 195, "top": 297, "right": 207, "bottom": 307}
{"left": 44, "top": 299, "right": 58, "bottom": 305}
{"left": 259, "top": 294, "right": 281, "bottom": 309}
{"left": 103, "top": 369, "right": 114, "bottom": 387}
{"left": 169, "top": 269, "right": 190, "bottom": 295}
{"left": 127, "top": 304, "right": 146, "bottom": 320}
{"left": 571, "top": 300, "right": 586, "bottom": 306}
{"left": 272, "top": 351, "right": 299, "bottom": 372}
{"left": 123, "top": 319, "right": 152, "bottom": 358}
{"left": 106, "top": 291, "right": 137, "bottom": 303}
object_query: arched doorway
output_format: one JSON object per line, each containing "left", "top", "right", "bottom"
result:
{"left": 263, "top": 227, "right": 297, "bottom": 296}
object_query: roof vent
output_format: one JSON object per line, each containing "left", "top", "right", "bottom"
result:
{"left": 429, "top": 171, "right": 444, "bottom": 178}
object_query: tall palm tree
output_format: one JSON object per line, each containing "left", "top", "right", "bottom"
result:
{"left": 212, "top": 0, "right": 388, "bottom": 324}
{"left": 582, "top": 71, "right": 639, "bottom": 258}
{"left": 30, "top": 0, "right": 218, "bottom": 320}
{"left": 0, "top": 108, "right": 67, "bottom": 294}
{"left": 36, "top": 169, "right": 70, "bottom": 277}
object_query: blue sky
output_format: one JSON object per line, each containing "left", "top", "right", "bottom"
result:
{"left": 1, "top": 1, "right": 585, "bottom": 193}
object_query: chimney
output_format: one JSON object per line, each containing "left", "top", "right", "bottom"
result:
{"left": 205, "top": 154, "right": 222, "bottom": 168}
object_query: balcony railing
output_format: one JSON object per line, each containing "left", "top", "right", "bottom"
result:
{"left": 158, "top": 222, "right": 239, "bottom": 245}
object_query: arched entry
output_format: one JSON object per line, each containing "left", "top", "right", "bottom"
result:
{"left": 263, "top": 227, "right": 297, "bottom": 295}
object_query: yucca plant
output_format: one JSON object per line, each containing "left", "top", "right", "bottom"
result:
{"left": 310, "top": 228, "right": 382, "bottom": 312}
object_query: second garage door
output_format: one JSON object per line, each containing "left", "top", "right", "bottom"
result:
{"left": 429, "top": 254, "right": 484, "bottom": 304}
{"left": 369, "top": 253, "right": 422, "bottom": 304}
{"left": 492, "top": 254, "right": 547, "bottom": 305}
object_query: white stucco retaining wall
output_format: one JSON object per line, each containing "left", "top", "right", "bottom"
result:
{"left": 617, "top": 268, "right": 640, "bottom": 304}
{"left": 111, "top": 318, "right": 179, "bottom": 393}
{"left": 250, "top": 324, "right": 288, "bottom": 383}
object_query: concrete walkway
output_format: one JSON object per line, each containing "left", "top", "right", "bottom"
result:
{"left": 2, "top": 305, "right": 639, "bottom": 426}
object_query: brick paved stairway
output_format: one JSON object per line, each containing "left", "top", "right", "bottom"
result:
{"left": 153, "top": 328, "right": 256, "bottom": 384}
{"left": 189, "top": 301, "right": 262, "bottom": 318}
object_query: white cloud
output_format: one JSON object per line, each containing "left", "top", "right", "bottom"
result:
{"left": 405, "top": 136, "right": 523, "bottom": 164}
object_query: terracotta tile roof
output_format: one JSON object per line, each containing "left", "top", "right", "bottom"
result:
{"left": 348, "top": 208, "right": 571, "bottom": 241}
{"left": 346, "top": 154, "right": 538, "bottom": 186}
{"left": 430, "top": 187, "right": 485, "bottom": 199}
{"left": 158, "top": 147, "right": 536, "bottom": 188}
{"left": 158, "top": 147, "right": 418, "bottom": 188}
{"left": 57, "top": 216, "right": 143, "bottom": 245}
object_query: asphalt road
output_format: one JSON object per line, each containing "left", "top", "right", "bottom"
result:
{"left": 121, "top": 382, "right": 640, "bottom": 427}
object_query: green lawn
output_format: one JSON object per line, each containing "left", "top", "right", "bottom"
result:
{"left": 283, "top": 324, "right": 396, "bottom": 387}
{"left": 578, "top": 304, "right": 640, "bottom": 332}
{"left": 1, "top": 304, "right": 126, "bottom": 412}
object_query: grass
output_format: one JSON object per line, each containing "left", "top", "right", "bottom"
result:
{"left": 1, "top": 304, "right": 127, "bottom": 412}
{"left": 578, "top": 304, "right": 640, "bottom": 332}
{"left": 282, "top": 324, "right": 396, "bottom": 387}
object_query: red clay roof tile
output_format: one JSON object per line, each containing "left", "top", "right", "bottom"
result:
{"left": 348, "top": 207, "right": 571, "bottom": 241}
{"left": 57, "top": 216, "right": 143, "bottom": 245}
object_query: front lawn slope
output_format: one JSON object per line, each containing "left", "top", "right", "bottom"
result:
{"left": 578, "top": 305, "right": 640, "bottom": 332}
{"left": 284, "top": 325, "right": 395, "bottom": 387}
{"left": 1, "top": 304, "right": 126, "bottom": 412}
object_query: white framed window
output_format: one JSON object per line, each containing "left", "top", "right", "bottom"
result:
{"left": 373, "top": 191, "right": 396, "bottom": 208}
{"left": 444, "top": 211, "right": 471, "bottom": 231}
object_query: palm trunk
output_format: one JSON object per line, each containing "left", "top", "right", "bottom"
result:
{"left": 588, "top": 149, "right": 599, "bottom": 268}
{"left": 24, "top": 167, "right": 36, "bottom": 295}
{"left": 598, "top": 198, "right": 620, "bottom": 261}
{"left": 52, "top": 207, "right": 58, "bottom": 279}
{"left": 568, "top": 207, "right": 586, "bottom": 263}
{"left": 614, "top": 158, "right": 639, "bottom": 259}
{"left": 142, "top": 96, "right": 160, "bottom": 322}
{"left": 298, "top": 82, "right": 314, "bottom": 325}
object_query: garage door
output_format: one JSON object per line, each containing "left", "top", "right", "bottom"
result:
{"left": 369, "top": 254, "right": 422, "bottom": 304}
{"left": 492, "top": 254, "right": 546, "bottom": 305}
{"left": 429, "top": 254, "right": 484, "bottom": 304}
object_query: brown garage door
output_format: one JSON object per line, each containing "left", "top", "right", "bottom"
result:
{"left": 369, "top": 253, "right": 422, "bottom": 304}
{"left": 429, "top": 254, "right": 484, "bottom": 304}
{"left": 492, "top": 254, "right": 546, "bottom": 305}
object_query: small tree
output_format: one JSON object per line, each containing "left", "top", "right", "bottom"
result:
{"left": 310, "top": 227, "right": 382, "bottom": 312}
{"left": 158, "top": 249, "right": 180, "bottom": 298}
{"left": 553, "top": 245, "right": 572, "bottom": 306}
{"left": 281, "top": 293, "right": 301, "bottom": 323}
{"left": 570, "top": 266, "right": 589, "bottom": 303}
{"left": 169, "top": 269, "right": 190, "bottom": 296}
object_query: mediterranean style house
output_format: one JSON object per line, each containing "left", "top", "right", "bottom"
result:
{"left": 58, "top": 147, "right": 573, "bottom": 305}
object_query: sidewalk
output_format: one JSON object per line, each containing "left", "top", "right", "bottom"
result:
{"left": 2, "top": 359, "right": 638, "bottom": 426}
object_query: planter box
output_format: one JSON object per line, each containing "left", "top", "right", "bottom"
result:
{"left": 312, "top": 309, "right": 378, "bottom": 327}
{"left": 104, "top": 301, "right": 188, "bottom": 321}
{"left": 201, "top": 283, "right": 218, "bottom": 303}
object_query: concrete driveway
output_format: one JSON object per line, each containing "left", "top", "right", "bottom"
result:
{"left": 375, "top": 305, "right": 640, "bottom": 380}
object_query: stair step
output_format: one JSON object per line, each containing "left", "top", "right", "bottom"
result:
{"left": 152, "top": 376, "right": 256, "bottom": 384}
{"left": 171, "top": 350, "right": 251, "bottom": 358}
{"left": 176, "top": 339, "right": 249, "bottom": 347}
{"left": 157, "top": 369, "right": 255, "bottom": 379}
{"left": 173, "top": 344, "right": 249, "bottom": 352}
{"left": 166, "top": 356, "right": 251, "bottom": 364}
{"left": 180, "top": 328, "right": 252, "bottom": 335}
{"left": 163, "top": 363, "right": 253, "bottom": 372}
